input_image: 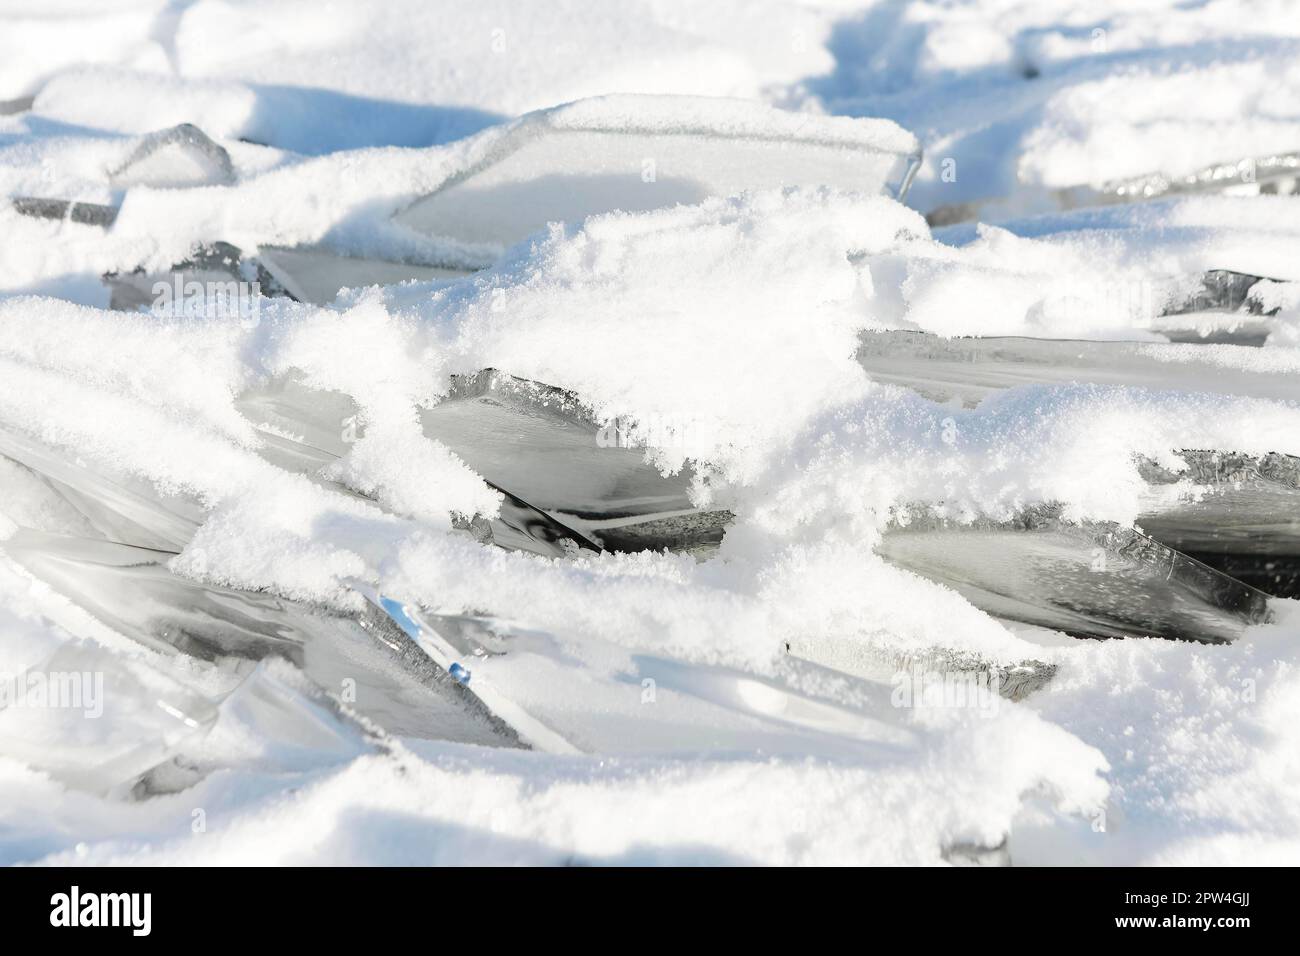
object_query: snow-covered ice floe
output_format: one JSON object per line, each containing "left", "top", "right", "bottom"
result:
{"left": 1, "top": 0, "right": 1299, "bottom": 867}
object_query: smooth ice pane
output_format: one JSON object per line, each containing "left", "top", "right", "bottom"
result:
{"left": 395, "top": 95, "right": 921, "bottom": 250}
{"left": 109, "top": 123, "right": 236, "bottom": 189}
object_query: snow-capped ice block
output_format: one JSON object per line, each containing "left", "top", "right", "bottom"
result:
{"left": 394, "top": 95, "right": 922, "bottom": 249}
{"left": 877, "top": 508, "right": 1271, "bottom": 645}
{"left": 109, "top": 123, "right": 236, "bottom": 189}
{"left": 0, "top": 626, "right": 217, "bottom": 793}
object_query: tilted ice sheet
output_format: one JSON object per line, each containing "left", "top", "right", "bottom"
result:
{"left": 393, "top": 95, "right": 919, "bottom": 249}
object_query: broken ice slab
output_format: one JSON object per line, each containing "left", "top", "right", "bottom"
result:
{"left": 103, "top": 239, "right": 462, "bottom": 312}
{"left": 927, "top": 150, "right": 1300, "bottom": 226}
{"left": 102, "top": 240, "right": 293, "bottom": 312}
{"left": 854, "top": 330, "right": 1300, "bottom": 407}
{"left": 419, "top": 371, "right": 731, "bottom": 553}
{"left": 393, "top": 94, "right": 922, "bottom": 250}
{"left": 784, "top": 637, "right": 1058, "bottom": 703}
{"left": 1157, "top": 319, "right": 1275, "bottom": 348}
{"left": 3, "top": 527, "right": 329, "bottom": 662}
{"left": 0, "top": 638, "right": 218, "bottom": 794}
{"left": 235, "top": 371, "right": 730, "bottom": 555}
{"left": 0, "top": 426, "right": 203, "bottom": 551}
{"left": 1164, "top": 270, "right": 1277, "bottom": 317}
{"left": 108, "top": 123, "right": 236, "bottom": 189}
{"left": 0, "top": 95, "right": 34, "bottom": 115}
{"left": 863, "top": 270, "right": 1289, "bottom": 356}
{"left": 878, "top": 506, "right": 1271, "bottom": 644}
{"left": 1137, "top": 452, "right": 1300, "bottom": 598}
{"left": 128, "top": 660, "right": 375, "bottom": 799}
{"left": 419, "top": 371, "right": 694, "bottom": 518}
{"left": 1090, "top": 151, "right": 1300, "bottom": 203}
{"left": 12, "top": 124, "right": 235, "bottom": 227}
{"left": 0, "top": 429, "right": 531, "bottom": 747}
{"left": 243, "top": 96, "right": 924, "bottom": 298}
{"left": 11, "top": 196, "right": 118, "bottom": 227}
{"left": 234, "top": 376, "right": 603, "bottom": 558}
{"left": 0, "top": 528, "right": 525, "bottom": 751}
{"left": 360, "top": 590, "right": 577, "bottom": 754}
{"left": 1155, "top": 270, "right": 1287, "bottom": 346}
{"left": 256, "top": 245, "right": 468, "bottom": 304}
{"left": 243, "top": 377, "right": 607, "bottom": 558}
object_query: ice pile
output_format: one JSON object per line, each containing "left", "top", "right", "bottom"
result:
{"left": 2, "top": 0, "right": 1300, "bottom": 866}
{"left": 4, "top": 175, "right": 1300, "bottom": 862}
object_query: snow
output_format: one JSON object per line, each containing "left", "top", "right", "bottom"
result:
{"left": 1, "top": 0, "right": 1300, "bottom": 866}
{"left": 803, "top": 0, "right": 1300, "bottom": 212}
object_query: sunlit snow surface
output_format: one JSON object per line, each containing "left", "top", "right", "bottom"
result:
{"left": 1, "top": 0, "right": 1300, "bottom": 866}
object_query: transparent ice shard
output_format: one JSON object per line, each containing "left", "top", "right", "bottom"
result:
{"left": 855, "top": 330, "right": 1300, "bottom": 408}
{"left": 0, "top": 638, "right": 217, "bottom": 794}
{"left": 928, "top": 150, "right": 1300, "bottom": 226}
{"left": 255, "top": 245, "right": 465, "bottom": 305}
{"left": 1095, "top": 151, "right": 1300, "bottom": 202}
{"left": 10, "top": 196, "right": 118, "bottom": 227}
{"left": 1156, "top": 270, "right": 1285, "bottom": 346}
{"left": 1, "top": 526, "right": 527, "bottom": 751}
{"left": 394, "top": 95, "right": 922, "bottom": 252}
{"left": 419, "top": 371, "right": 697, "bottom": 522}
{"left": 235, "top": 372, "right": 714, "bottom": 555}
{"left": 782, "top": 636, "right": 1057, "bottom": 703}
{"left": 1137, "top": 452, "right": 1300, "bottom": 598}
{"left": 0, "top": 432, "right": 531, "bottom": 749}
{"left": 108, "top": 123, "right": 236, "bottom": 189}
{"left": 3, "top": 528, "right": 322, "bottom": 662}
{"left": 419, "top": 372, "right": 732, "bottom": 554}
{"left": 357, "top": 588, "right": 574, "bottom": 754}
{"left": 103, "top": 241, "right": 258, "bottom": 313}
{"left": 0, "top": 426, "right": 203, "bottom": 551}
{"left": 856, "top": 332, "right": 1300, "bottom": 603}
{"left": 878, "top": 507, "right": 1271, "bottom": 644}
{"left": 10, "top": 123, "right": 233, "bottom": 230}
{"left": 182, "top": 659, "right": 375, "bottom": 775}
{"left": 1165, "top": 270, "right": 1275, "bottom": 317}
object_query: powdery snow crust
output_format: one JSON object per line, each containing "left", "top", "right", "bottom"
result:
{"left": 0, "top": 1, "right": 1297, "bottom": 866}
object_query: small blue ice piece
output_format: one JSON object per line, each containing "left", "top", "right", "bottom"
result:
{"left": 379, "top": 595, "right": 421, "bottom": 639}
{"left": 449, "top": 662, "right": 471, "bottom": 685}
